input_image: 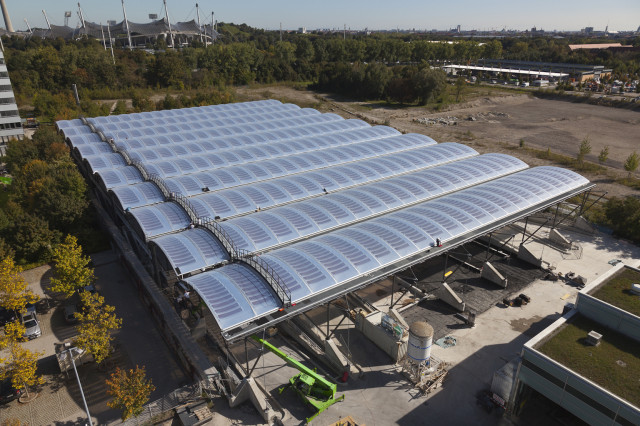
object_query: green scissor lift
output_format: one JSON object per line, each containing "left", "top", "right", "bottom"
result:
{"left": 251, "top": 336, "right": 345, "bottom": 423}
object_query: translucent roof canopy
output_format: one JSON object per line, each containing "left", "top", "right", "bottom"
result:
{"left": 149, "top": 228, "right": 230, "bottom": 275}
{"left": 128, "top": 202, "right": 191, "bottom": 239}
{"left": 220, "top": 153, "right": 527, "bottom": 253}
{"left": 161, "top": 133, "right": 435, "bottom": 197}
{"left": 189, "top": 143, "right": 478, "bottom": 221}
{"left": 186, "top": 166, "right": 591, "bottom": 332}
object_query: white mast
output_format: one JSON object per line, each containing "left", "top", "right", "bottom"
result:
{"left": 121, "top": 0, "right": 133, "bottom": 49}
{"left": 42, "top": 10, "right": 51, "bottom": 30}
{"left": 100, "top": 23, "right": 106, "bottom": 50}
{"left": 24, "top": 18, "right": 32, "bottom": 34}
{"left": 196, "top": 3, "right": 202, "bottom": 43}
{"left": 164, "top": 0, "right": 174, "bottom": 48}
{"left": 77, "top": 3, "right": 85, "bottom": 29}
{"left": 107, "top": 24, "right": 115, "bottom": 65}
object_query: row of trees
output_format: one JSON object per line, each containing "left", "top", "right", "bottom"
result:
{"left": 0, "top": 236, "right": 153, "bottom": 420}
{"left": 3, "top": 28, "right": 639, "bottom": 121}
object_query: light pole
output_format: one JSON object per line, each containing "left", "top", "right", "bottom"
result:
{"left": 63, "top": 348, "right": 94, "bottom": 426}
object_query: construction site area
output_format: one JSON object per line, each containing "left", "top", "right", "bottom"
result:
{"left": 45, "top": 98, "right": 639, "bottom": 426}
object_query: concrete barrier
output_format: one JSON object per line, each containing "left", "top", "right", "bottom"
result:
{"left": 518, "top": 243, "right": 543, "bottom": 268}
{"left": 549, "top": 228, "right": 572, "bottom": 249}
{"left": 481, "top": 262, "right": 508, "bottom": 288}
{"left": 436, "top": 282, "right": 466, "bottom": 312}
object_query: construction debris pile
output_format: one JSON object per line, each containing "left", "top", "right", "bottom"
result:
{"left": 413, "top": 112, "right": 509, "bottom": 126}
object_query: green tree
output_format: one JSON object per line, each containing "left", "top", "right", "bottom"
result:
{"left": 0, "top": 257, "right": 39, "bottom": 314}
{"left": 623, "top": 151, "right": 639, "bottom": 177}
{"left": 455, "top": 76, "right": 466, "bottom": 102}
{"left": 604, "top": 196, "right": 640, "bottom": 243}
{"left": 106, "top": 366, "right": 155, "bottom": 421}
{"left": 49, "top": 235, "right": 95, "bottom": 297}
{"left": 577, "top": 136, "right": 592, "bottom": 165}
{"left": 598, "top": 146, "right": 609, "bottom": 164}
{"left": 412, "top": 67, "right": 447, "bottom": 105}
{"left": 75, "top": 291, "right": 122, "bottom": 364}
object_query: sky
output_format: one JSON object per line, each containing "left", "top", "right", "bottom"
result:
{"left": 4, "top": 0, "right": 640, "bottom": 33}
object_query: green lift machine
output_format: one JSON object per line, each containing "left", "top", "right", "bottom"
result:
{"left": 251, "top": 336, "right": 345, "bottom": 423}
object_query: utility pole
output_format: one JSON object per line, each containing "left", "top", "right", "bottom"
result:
{"left": 163, "top": 0, "right": 174, "bottom": 48}
{"left": 280, "top": 22, "right": 282, "bottom": 42}
{"left": 121, "top": 0, "right": 133, "bottom": 49}
{"left": 344, "top": 24, "right": 346, "bottom": 40}
{"left": 211, "top": 12, "right": 215, "bottom": 45}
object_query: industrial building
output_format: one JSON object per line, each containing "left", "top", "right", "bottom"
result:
{"left": 0, "top": 49, "right": 23, "bottom": 150}
{"left": 511, "top": 264, "right": 640, "bottom": 425}
{"left": 444, "top": 59, "right": 612, "bottom": 83}
{"left": 56, "top": 100, "right": 596, "bottom": 421}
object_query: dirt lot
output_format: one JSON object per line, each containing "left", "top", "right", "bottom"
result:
{"left": 236, "top": 85, "right": 640, "bottom": 199}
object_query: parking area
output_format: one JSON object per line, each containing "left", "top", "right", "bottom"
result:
{"left": 0, "top": 250, "right": 189, "bottom": 425}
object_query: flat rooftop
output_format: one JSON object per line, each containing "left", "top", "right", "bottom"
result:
{"left": 590, "top": 267, "right": 640, "bottom": 317}
{"left": 537, "top": 313, "right": 640, "bottom": 405}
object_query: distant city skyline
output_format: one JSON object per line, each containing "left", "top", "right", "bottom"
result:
{"left": 4, "top": 0, "right": 640, "bottom": 33}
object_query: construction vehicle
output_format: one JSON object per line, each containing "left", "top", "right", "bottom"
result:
{"left": 251, "top": 335, "right": 344, "bottom": 423}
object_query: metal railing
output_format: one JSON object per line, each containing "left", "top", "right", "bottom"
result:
{"left": 131, "top": 161, "right": 149, "bottom": 180}
{"left": 147, "top": 173, "right": 171, "bottom": 199}
{"left": 199, "top": 217, "right": 238, "bottom": 257}
{"left": 170, "top": 192, "right": 199, "bottom": 223}
{"left": 235, "top": 249, "right": 292, "bottom": 308}
{"left": 118, "top": 147, "right": 133, "bottom": 165}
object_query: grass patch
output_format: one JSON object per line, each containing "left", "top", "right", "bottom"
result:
{"left": 590, "top": 268, "right": 640, "bottom": 316}
{"left": 506, "top": 144, "right": 607, "bottom": 174}
{"left": 538, "top": 314, "right": 640, "bottom": 404}
{"left": 616, "top": 177, "right": 640, "bottom": 190}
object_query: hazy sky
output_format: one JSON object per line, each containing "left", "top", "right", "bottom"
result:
{"left": 5, "top": 0, "right": 640, "bottom": 33}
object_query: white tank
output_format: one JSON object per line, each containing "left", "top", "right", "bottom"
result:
{"left": 407, "top": 321, "right": 434, "bottom": 364}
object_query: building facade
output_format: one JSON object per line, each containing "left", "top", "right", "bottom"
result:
{"left": 0, "top": 50, "right": 23, "bottom": 148}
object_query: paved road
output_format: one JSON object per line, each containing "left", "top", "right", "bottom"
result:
{"left": 1, "top": 250, "right": 189, "bottom": 425}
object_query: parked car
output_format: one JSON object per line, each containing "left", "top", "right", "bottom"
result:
{"left": 22, "top": 313, "right": 42, "bottom": 340}
{"left": 64, "top": 303, "right": 79, "bottom": 324}
{"left": 0, "top": 378, "right": 22, "bottom": 404}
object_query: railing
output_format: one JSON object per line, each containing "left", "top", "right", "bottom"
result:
{"left": 235, "top": 248, "right": 292, "bottom": 308}
{"left": 170, "top": 192, "right": 199, "bottom": 223}
{"left": 118, "top": 147, "right": 133, "bottom": 165}
{"left": 199, "top": 217, "right": 238, "bottom": 258}
{"left": 119, "top": 383, "right": 203, "bottom": 426}
{"left": 147, "top": 173, "right": 171, "bottom": 199}
{"left": 132, "top": 161, "right": 149, "bottom": 180}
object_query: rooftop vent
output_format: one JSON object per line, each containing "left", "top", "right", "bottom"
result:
{"left": 586, "top": 330, "right": 602, "bottom": 346}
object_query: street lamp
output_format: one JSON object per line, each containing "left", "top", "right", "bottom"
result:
{"left": 60, "top": 347, "right": 94, "bottom": 426}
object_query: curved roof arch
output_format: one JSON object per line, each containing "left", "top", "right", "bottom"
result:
{"left": 128, "top": 202, "right": 191, "bottom": 239}
{"left": 149, "top": 228, "right": 230, "bottom": 275}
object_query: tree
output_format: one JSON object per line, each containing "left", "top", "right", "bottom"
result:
{"left": 412, "top": 67, "right": 447, "bottom": 105}
{"left": 0, "top": 322, "right": 44, "bottom": 400}
{"left": 106, "top": 366, "right": 155, "bottom": 421}
{"left": 50, "top": 235, "right": 95, "bottom": 297}
{"left": 75, "top": 291, "right": 122, "bottom": 364}
{"left": 0, "top": 257, "right": 39, "bottom": 314}
{"left": 623, "top": 151, "right": 639, "bottom": 177}
{"left": 577, "top": 136, "right": 592, "bottom": 165}
{"left": 598, "top": 146, "right": 609, "bottom": 164}
{"left": 455, "top": 76, "right": 466, "bottom": 102}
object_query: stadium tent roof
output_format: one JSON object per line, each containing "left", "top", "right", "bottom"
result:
{"left": 185, "top": 166, "right": 591, "bottom": 334}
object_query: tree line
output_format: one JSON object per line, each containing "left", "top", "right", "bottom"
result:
{"left": 3, "top": 27, "right": 640, "bottom": 120}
